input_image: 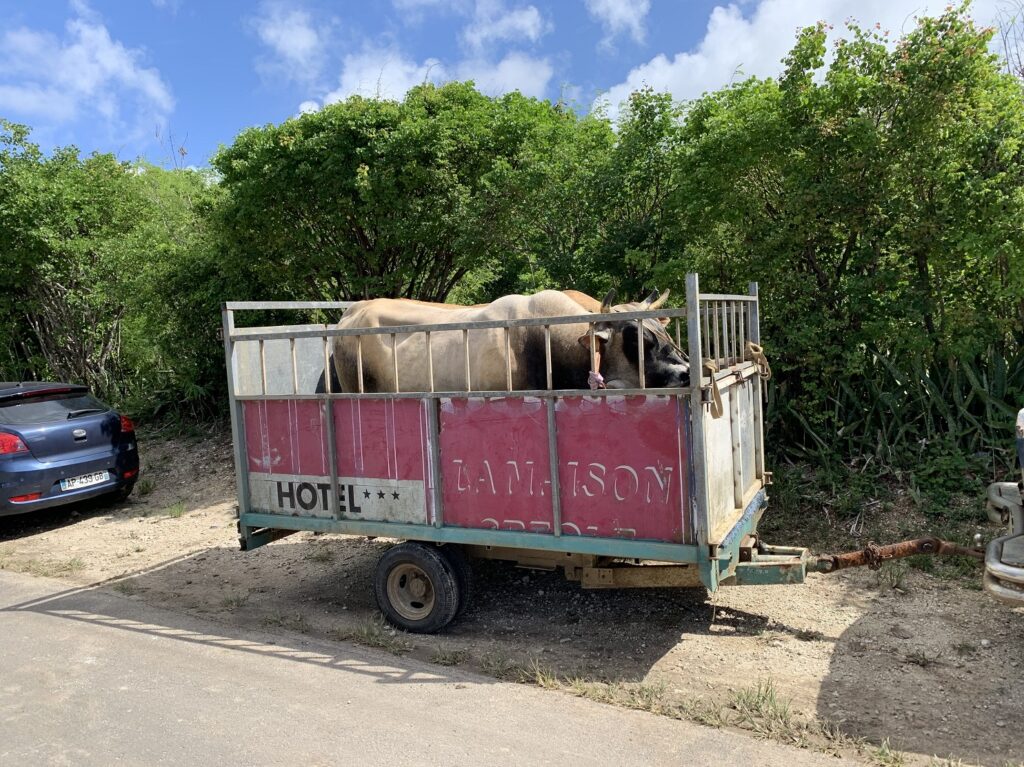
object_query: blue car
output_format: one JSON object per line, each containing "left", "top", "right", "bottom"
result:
{"left": 0, "top": 382, "right": 139, "bottom": 517}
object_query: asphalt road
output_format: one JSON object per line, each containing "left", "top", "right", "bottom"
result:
{"left": 0, "top": 570, "right": 854, "bottom": 766}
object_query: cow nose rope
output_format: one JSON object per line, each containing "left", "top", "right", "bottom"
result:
{"left": 745, "top": 341, "right": 772, "bottom": 381}
{"left": 589, "top": 347, "right": 606, "bottom": 390}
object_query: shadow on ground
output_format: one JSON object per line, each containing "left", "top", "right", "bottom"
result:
{"left": 817, "top": 585, "right": 1024, "bottom": 766}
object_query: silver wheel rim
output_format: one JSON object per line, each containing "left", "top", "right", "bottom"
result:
{"left": 386, "top": 562, "right": 435, "bottom": 621}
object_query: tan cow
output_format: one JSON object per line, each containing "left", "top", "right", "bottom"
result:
{"left": 321, "top": 289, "right": 688, "bottom": 393}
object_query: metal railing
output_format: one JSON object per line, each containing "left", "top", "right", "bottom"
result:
{"left": 225, "top": 302, "right": 693, "bottom": 399}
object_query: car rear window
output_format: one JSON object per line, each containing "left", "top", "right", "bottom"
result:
{"left": 0, "top": 393, "right": 110, "bottom": 425}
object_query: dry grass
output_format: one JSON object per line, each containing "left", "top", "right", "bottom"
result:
{"left": 342, "top": 616, "right": 414, "bottom": 655}
{"left": 430, "top": 644, "right": 469, "bottom": 667}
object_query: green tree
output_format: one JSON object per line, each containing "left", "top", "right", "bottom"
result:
{"left": 659, "top": 6, "right": 1024, "bottom": 458}
{"left": 213, "top": 81, "right": 582, "bottom": 303}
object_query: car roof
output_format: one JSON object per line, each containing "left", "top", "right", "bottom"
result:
{"left": 0, "top": 382, "right": 90, "bottom": 402}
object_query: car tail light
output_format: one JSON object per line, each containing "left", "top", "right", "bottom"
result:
{"left": 123, "top": 468, "right": 138, "bottom": 480}
{"left": 120, "top": 415, "right": 135, "bottom": 434}
{"left": 0, "top": 432, "right": 29, "bottom": 455}
{"left": 10, "top": 492, "right": 41, "bottom": 503}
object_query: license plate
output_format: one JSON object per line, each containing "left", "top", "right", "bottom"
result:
{"left": 60, "top": 470, "right": 109, "bottom": 492}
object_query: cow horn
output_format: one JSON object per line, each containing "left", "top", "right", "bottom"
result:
{"left": 600, "top": 289, "right": 616, "bottom": 313}
{"left": 647, "top": 289, "right": 670, "bottom": 310}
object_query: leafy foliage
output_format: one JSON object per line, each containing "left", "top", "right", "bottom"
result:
{"left": 0, "top": 5, "right": 1020, "bottom": 497}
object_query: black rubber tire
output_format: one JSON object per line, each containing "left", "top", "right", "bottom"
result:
{"left": 374, "top": 542, "right": 459, "bottom": 634}
{"left": 436, "top": 544, "right": 474, "bottom": 617}
{"left": 110, "top": 482, "right": 135, "bottom": 504}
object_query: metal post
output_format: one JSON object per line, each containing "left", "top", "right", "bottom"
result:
{"left": 686, "top": 274, "right": 711, "bottom": 552}
{"left": 463, "top": 329, "right": 471, "bottom": 392}
{"left": 426, "top": 331, "right": 434, "bottom": 393}
{"left": 544, "top": 325, "right": 553, "bottom": 390}
{"left": 323, "top": 336, "right": 331, "bottom": 394}
{"left": 356, "top": 336, "right": 364, "bottom": 394}
{"left": 391, "top": 333, "right": 399, "bottom": 393}
{"left": 712, "top": 302, "right": 721, "bottom": 364}
{"left": 324, "top": 397, "right": 341, "bottom": 519}
{"left": 427, "top": 400, "right": 444, "bottom": 527}
{"left": 259, "top": 339, "right": 267, "bottom": 395}
{"left": 546, "top": 398, "right": 561, "bottom": 536}
{"left": 505, "top": 327, "right": 513, "bottom": 391}
{"left": 290, "top": 338, "right": 298, "bottom": 395}
{"left": 636, "top": 319, "right": 646, "bottom": 389}
{"left": 749, "top": 282, "right": 765, "bottom": 481}
{"left": 222, "top": 306, "right": 252, "bottom": 541}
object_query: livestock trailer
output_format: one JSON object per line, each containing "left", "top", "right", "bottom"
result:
{"left": 221, "top": 274, "right": 978, "bottom": 633}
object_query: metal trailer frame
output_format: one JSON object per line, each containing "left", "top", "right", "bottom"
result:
{"left": 222, "top": 274, "right": 794, "bottom": 595}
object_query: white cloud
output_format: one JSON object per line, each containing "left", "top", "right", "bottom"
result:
{"left": 391, "top": 0, "right": 467, "bottom": 10}
{"left": 462, "top": 0, "right": 550, "bottom": 52}
{"left": 596, "top": 0, "right": 1005, "bottom": 119}
{"left": 585, "top": 0, "right": 651, "bottom": 45}
{"left": 324, "top": 46, "right": 447, "bottom": 102}
{"left": 457, "top": 51, "right": 553, "bottom": 97}
{"left": 251, "top": 2, "right": 325, "bottom": 83}
{"left": 298, "top": 99, "right": 320, "bottom": 114}
{"left": 0, "top": 5, "right": 173, "bottom": 139}
{"left": 317, "top": 45, "right": 552, "bottom": 109}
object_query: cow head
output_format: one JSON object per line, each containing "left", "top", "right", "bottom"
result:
{"left": 578, "top": 289, "right": 690, "bottom": 389}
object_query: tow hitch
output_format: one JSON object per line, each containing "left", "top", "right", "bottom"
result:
{"left": 728, "top": 537, "right": 983, "bottom": 586}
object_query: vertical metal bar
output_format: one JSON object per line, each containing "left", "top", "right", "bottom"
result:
{"left": 749, "top": 282, "right": 765, "bottom": 481}
{"left": 324, "top": 395, "right": 340, "bottom": 519}
{"left": 323, "top": 336, "right": 331, "bottom": 394}
{"left": 730, "top": 303, "right": 738, "bottom": 363}
{"left": 463, "top": 329, "right": 471, "bottom": 391}
{"left": 702, "top": 304, "right": 711, "bottom": 360}
{"left": 712, "top": 301, "right": 721, "bottom": 364}
{"left": 427, "top": 400, "right": 444, "bottom": 528}
{"left": 321, "top": 331, "right": 340, "bottom": 518}
{"left": 588, "top": 326, "right": 597, "bottom": 373}
{"left": 636, "top": 319, "right": 646, "bottom": 389}
{"left": 546, "top": 397, "right": 561, "bottom": 537}
{"left": 259, "top": 339, "right": 267, "bottom": 395}
{"left": 730, "top": 381, "right": 743, "bottom": 510}
{"left": 739, "top": 304, "right": 746, "bottom": 361}
{"left": 544, "top": 325, "right": 553, "bottom": 390}
{"left": 721, "top": 301, "right": 731, "bottom": 365}
{"left": 356, "top": 335, "right": 364, "bottom": 394}
{"left": 426, "top": 331, "right": 434, "bottom": 393}
{"left": 391, "top": 333, "right": 399, "bottom": 393}
{"left": 290, "top": 338, "right": 298, "bottom": 395}
{"left": 675, "top": 317, "right": 682, "bottom": 350}
{"left": 504, "top": 326, "right": 513, "bottom": 392}
{"left": 222, "top": 306, "right": 251, "bottom": 540}
{"left": 686, "top": 274, "right": 711, "bottom": 556}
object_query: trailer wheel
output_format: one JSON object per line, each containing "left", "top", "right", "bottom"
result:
{"left": 437, "top": 544, "right": 473, "bottom": 617}
{"left": 374, "top": 543, "right": 459, "bottom": 634}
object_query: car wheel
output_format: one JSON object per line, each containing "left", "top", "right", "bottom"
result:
{"left": 110, "top": 482, "right": 135, "bottom": 504}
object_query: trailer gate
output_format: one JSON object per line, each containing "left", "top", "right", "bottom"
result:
{"left": 224, "top": 275, "right": 773, "bottom": 594}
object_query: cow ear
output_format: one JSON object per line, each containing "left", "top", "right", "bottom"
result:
{"left": 640, "top": 289, "right": 659, "bottom": 307}
{"left": 577, "top": 328, "right": 611, "bottom": 349}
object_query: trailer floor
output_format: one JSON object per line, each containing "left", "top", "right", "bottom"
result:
{"left": 0, "top": 430, "right": 1021, "bottom": 767}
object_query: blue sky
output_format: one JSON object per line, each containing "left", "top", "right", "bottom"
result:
{"left": 0, "top": 0, "right": 1005, "bottom": 167}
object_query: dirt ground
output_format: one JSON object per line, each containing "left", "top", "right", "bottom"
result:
{"left": 1, "top": 429, "right": 1021, "bottom": 766}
